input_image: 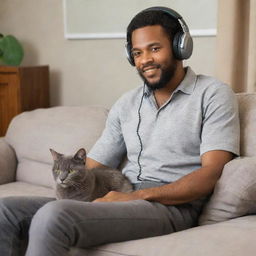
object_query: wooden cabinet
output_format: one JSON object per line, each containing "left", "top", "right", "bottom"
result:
{"left": 0, "top": 65, "right": 49, "bottom": 136}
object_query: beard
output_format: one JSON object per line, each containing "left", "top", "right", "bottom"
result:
{"left": 137, "top": 60, "right": 177, "bottom": 91}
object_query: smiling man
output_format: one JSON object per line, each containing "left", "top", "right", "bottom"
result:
{"left": 0, "top": 7, "right": 240, "bottom": 256}
{"left": 131, "top": 24, "right": 185, "bottom": 107}
{"left": 132, "top": 25, "right": 182, "bottom": 91}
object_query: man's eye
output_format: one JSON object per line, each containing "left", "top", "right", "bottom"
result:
{"left": 132, "top": 51, "right": 141, "bottom": 58}
{"left": 152, "top": 47, "right": 160, "bottom": 52}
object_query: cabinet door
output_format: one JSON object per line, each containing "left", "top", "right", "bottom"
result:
{"left": 0, "top": 71, "right": 20, "bottom": 136}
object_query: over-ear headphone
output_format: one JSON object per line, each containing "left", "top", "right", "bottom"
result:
{"left": 125, "top": 6, "right": 193, "bottom": 66}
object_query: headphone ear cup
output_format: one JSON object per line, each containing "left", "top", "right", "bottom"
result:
{"left": 125, "top": 43, "right": 135, "bottom": 66}
{"left": 172, "top": 32, "right": 183, "bottom": 60}
{"left": 172, "top": 32, "right": 193, "bottom": 60}
{"left": 180, "top": 33, "right": 193, "bottom": 59}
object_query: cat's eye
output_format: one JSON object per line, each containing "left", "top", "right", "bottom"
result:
{"left": 69, "top": 169, "right": 76, "bottom": 173}
{"left": 55, "top": 170, "right": 61, "bottom": 174}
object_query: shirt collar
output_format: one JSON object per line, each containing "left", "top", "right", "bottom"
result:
{"left": 173, "top": 66, "right": 197, "bottom": 95}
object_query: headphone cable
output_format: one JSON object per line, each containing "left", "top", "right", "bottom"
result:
{"left": 136, "top": 83, "right": 146, "bottom": 181}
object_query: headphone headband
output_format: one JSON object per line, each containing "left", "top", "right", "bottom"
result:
{"left": 142, "top": 6, "right": 182, "bottom": 20}
{"left": 125, "top": 6, "right": 193, "bottom": 65}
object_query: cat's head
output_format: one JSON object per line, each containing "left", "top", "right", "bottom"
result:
{"left": 50, "top": 148, "right": 87, "bottom": 188}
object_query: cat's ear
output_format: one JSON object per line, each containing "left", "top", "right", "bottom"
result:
{"left": 50, "top": 149, "right": 63, "bottom": 161}
{"left": 74, "top": 148, "right": 86, "bottom": 162}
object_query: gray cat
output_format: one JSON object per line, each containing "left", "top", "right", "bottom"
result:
{"left": 50, "top": 148, "right": 133, "bottom": 201}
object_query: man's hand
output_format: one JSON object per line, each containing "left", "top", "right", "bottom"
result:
{"left": 93, "top": 191, "right": 142, "bottom": 203}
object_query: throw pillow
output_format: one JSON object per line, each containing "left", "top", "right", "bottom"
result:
{"left": 199, "top": 157, "right": 256, "bottom": 225}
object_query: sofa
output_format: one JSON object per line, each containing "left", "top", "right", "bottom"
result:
{"left": 0, "top": 93, "right": 256, "bottom": 256}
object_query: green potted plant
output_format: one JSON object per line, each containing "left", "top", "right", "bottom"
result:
{"left": 0, "top": 34, "right": 24, "bottom": 66}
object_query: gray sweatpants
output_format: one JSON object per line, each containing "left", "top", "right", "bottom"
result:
{"left": 0, "top": 182, "right": 205, "bottom": 256}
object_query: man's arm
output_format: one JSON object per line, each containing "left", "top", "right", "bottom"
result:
{"left": 94, "top": 150, "right": 234, "bottom": 205}
{"left": 86, "top": 157, "right": 108, "bottom": 169}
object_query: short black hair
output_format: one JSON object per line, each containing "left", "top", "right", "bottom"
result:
{"left": 126, "top": 10, "right": 181, "bottom": 48}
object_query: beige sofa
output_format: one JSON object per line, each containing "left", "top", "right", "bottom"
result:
{"left": 1, "top": 93, "right": 256, "bottom": 256}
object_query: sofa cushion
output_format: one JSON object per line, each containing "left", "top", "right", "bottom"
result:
{"left": 5, "top": 106, "right": 108, "bottom": 187}
{"left": 0, "top": 138, "right": 17, "bottom": 185}
{"left": 16, "top": 160, "right": 55, "bottom": 188}
{"left": 199, "top": 157, "right": 256, "bottom": 225}
{"left": 0, "top": 181, "right": 55, "bottom": 198}
{"left": 71, "top": 215, "right": 256, "bottom": 256}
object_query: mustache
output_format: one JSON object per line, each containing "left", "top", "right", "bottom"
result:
{"left": 138, "top": 63, "right": 161, "bottom": 73}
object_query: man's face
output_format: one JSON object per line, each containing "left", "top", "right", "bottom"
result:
{"left": 131, "top": 25, "right": 177, "bottom": 90}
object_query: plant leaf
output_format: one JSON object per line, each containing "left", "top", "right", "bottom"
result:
{"left": 0, "top": 35, "right": 24, "bottom": 66}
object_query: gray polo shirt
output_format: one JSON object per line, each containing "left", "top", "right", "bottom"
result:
{"left": 88, "top": 67, "right": 240, "bottom": 184}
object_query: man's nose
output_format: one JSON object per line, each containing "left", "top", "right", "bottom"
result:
{"left": 140, "top": 51, "right": 154, "bottom": 65}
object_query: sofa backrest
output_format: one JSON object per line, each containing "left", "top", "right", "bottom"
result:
{"left": 5, "top": 93, "right": 256, "bottom": 188}
{"left": 5, "top": 106, "right": 108, "bottom": 188}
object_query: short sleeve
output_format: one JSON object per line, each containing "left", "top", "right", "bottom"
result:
{"left": 88, "top": 100, "right": 127, "bottom": 168}
{"left": 200, "top": 85, "right": 240, "bottom": 156}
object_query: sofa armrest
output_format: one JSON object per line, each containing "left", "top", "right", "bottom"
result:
{"left": 0, "top": 137, "right": 17, "bottom": 185}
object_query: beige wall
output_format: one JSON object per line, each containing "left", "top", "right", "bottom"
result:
{"left": 0, "top": 0, "right": 216, "bottom": 108}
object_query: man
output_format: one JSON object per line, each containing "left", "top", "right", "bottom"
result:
{"left": 0, "top": 7, "right": 239, "bottom": 256}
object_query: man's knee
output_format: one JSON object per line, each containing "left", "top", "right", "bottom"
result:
{"left": 29, "top": 200, "right": 72, "bottom": 236}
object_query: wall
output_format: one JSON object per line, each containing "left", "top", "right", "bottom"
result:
{"left": 0, "top": 0, "right": 217, "bottom": 108}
